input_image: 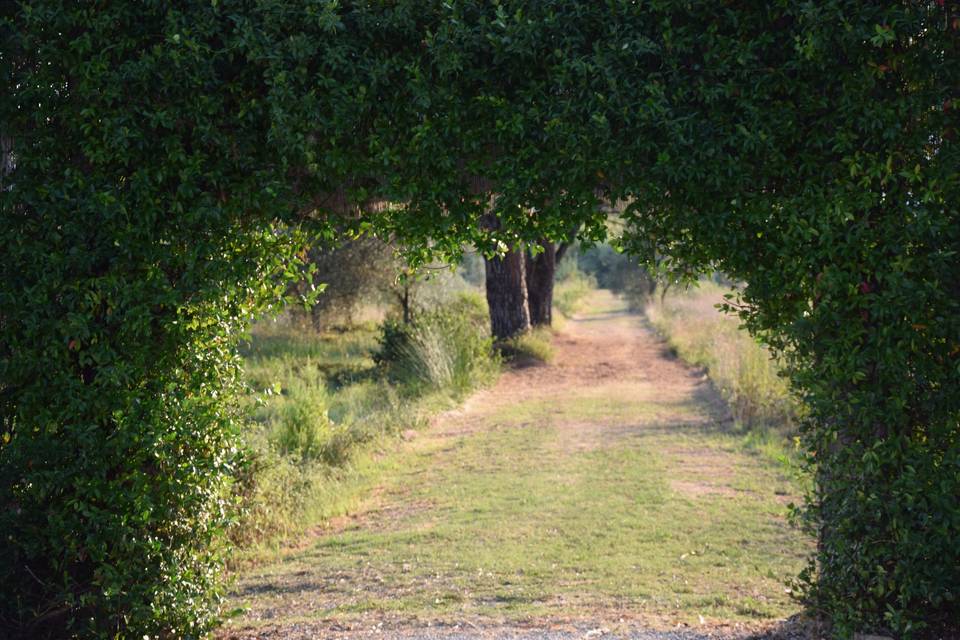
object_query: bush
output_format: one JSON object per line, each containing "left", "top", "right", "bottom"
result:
{"left": 376, "top": 294, "right": 497, "bottom": 394}
{"left": 251, "top": 366, "right": 352, "bottom": 467}
{"left": 274, "top": 391, "right": 353, "bottom": 466}
{"left": 1, "top": 6, "right": 319, "bottom": 635}
{"left": 622, "top": 278, "right": 655, "bottom": 312}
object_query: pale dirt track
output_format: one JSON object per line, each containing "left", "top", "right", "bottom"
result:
{"left": 219, "top": 292, "right": 812, "bottom": 640}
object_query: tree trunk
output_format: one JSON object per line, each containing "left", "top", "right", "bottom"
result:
{"left": 525, "top": 239, "right": 557, "bottom": 326}
{"left": 481, "top": 213, "right": 530, "bottom": 340}
{"left": 484, "top": 247, "right": 530, "bottom": 340}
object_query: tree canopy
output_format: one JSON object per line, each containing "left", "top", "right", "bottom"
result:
{"left": 2, "top": 1, "right": 957, "bottom": 637}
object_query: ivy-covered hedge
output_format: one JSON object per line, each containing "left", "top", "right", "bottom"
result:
{"left": 0, "top": 4, "right": 314, "bottom": 637}
{"left": 2, "top": 1, "right": 957, "bottom": 638}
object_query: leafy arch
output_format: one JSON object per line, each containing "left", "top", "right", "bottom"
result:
{"left": 2, "top": 1, "right": 957, "bottom": 637}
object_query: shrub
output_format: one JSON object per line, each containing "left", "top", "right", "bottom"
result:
{"left": 376, "top": 294, "right": 497, "bottom": 394}
{"left": 1, "top": 6, "right": 317, "bottom": 635}
{"left": 244, "top": 355, "right": 349, "bottom": 465}
{"left": 273, "top": 391, "right": 348, "bottom": 465}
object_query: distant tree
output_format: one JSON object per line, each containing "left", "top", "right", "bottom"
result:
{"left": 456, "top": 250, "right": 486, "bottom": 288}
{"left": 293, "top": 236, "right": 396, "bottom": 329}
{"left": 294, "top": 236, "right": 474, "bottom": 328}
{"left": 579, "top": 244, "right": 654, "bottom": 310}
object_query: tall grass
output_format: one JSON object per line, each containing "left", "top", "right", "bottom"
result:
{"left": 645, "top": 282, "right": 801, "bottom": 433}
{"left": 553, "top": 267, "right": 596, "bottom": 317}
{"left": 388, "top": 318, "right": 490, "bottom": 391}
{"left": 375, "top": 292, "right": 499, "bottom": 395}
{"left": 230, "top": 291, "right": 500, "bottom": 558}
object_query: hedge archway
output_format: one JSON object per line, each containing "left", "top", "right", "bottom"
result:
{"left": 2, "top": 2, "right": 957, "bottom": 637}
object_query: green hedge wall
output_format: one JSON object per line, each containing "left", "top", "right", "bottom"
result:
{"left": 2, "top": 1, "right": 957, "bottom": 637}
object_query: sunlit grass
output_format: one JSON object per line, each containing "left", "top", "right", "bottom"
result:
{"left": 645, "top": 283, "right": 802, "bottom": 432}
{"left": 230, "top": 397, "right": 809, "bottom": 627}
{"left": 500, "top": 327, "right": 556, "bottom": 363}
{"left": 227, "top": 294, "right": 811, "bottom": 629}
{"left": 553, "top": 270, "right": 595, "bottom": 317}
{"left": 230, "top": 306, "right": 496, "bottom": 561}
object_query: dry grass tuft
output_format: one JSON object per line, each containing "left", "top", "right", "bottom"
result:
{"left": 645, "top": 283, "right": 802, "bottom": 432}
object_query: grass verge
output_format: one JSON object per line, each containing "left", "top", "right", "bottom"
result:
{"left": 499, "top": 327, "right": 555, "bottom": 363}
{"left": 229, "top": 294, "right": 498, "bottom": 562}
{"left": 643, "top": 282, "right": 805, "bottom": 468}
{"left": 226, "top": 291, "right": 811, "bottom": 629}
{"left": 644, "top": 282, "right": 801, "bottom": 431}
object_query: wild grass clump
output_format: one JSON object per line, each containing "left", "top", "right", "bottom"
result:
{"left": 499, "top": 327, "right": 555, "bottom": 363}
{"left": 229, "top": 447, "right": 312, "bottom": 546}
{"left": 251, "top": 367, "right": 348, "bottom": 465}
{"left": 553, "top": 268, "right": 596, "bottom": 317}
{"left": 645, "top": 282, "right": 802, "bottom": 432}
{"left": 230, "top": 319, "right": 421, "bottom": 555}
{"left": 375, "top": 293, "right": 499, "bottom": 395}
{"left": 230, "top": 292, "right": 498, "bottom": 556}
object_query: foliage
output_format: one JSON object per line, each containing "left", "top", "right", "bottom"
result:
{"left": 289, "top": 236, "right": 480, "bottom": 330}
{"left": 272, "top": 377, "right": 349, "bottom": 465}
{"left": 228, "top": 445, "right": 313, "bottom": 548}
{"left": 292, "top": 236, "right": 397, "bottom": 329}
{"left": 0, "top": 2, "right": 331, "bottom": 633}
{"left": 553, "top": 250, "right": 582, "bottom": 283}
{"left": 576, "top": 243, "right": 653, "bottom": 296}
{"left": 455, "top": 250, "right": 487, "bottom": 288}
{"left": 2, "top": 0, "right": 957, "bottom": 636}
{"left": 376, "top": 294, "right": 498, "bottom": 394}
{"left": 400, "top": 265, "right": 482, "bottom": 313}
{"left": 610, "top": 5, "right": 960, "bottom": 634}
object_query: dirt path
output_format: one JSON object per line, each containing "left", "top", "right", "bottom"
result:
{"left": 220, "top": 292, "right": 810, "bottom": 640}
